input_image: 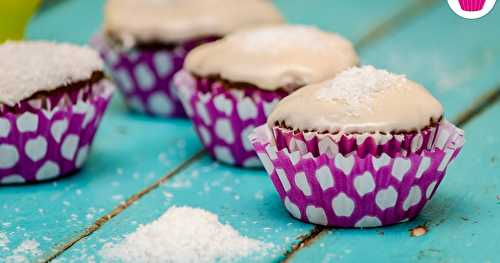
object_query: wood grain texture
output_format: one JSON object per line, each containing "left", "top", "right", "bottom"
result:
{"left": 55, "top": 2, "right": 500, "bottom": 263}
{"left": 0, "top": 101, "right": 203, "bottom": 261}
{"left": 1, "top": 0, "right": 498, "bottom": 262}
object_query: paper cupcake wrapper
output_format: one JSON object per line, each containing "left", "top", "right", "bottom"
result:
{"left": 250, "top": 121, "right": 464, "bottom": 227}
{"left": 458, "top": 0, "right": 486, "bottom": 11}
{"left": 91, "top": 33, "right": 218, "bottom": 118}
{"left": 0, "top": 80, "right": 114, "bottom": 184}
{"left": 273, "top": 125, "right": 439, "bottom": 158}
{"left": 175, "top": 70, "right": 287, "bottom": 167}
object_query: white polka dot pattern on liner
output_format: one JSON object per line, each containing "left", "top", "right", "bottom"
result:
{"left": 403, "top": 186, "right": 422, "bottom": 211}
{"left": 135, "top": 63, "right": 155, "bottom": 91}
{"left": 61, "top": 135, "right": 80, "bottom": 161}
{"left": 355, "top": 216, "right": 382, "bottom": 228}
{"left": 36, "top": 161, "right": 61, "bottom": 181}
{"left": 294, "top": 172, "right": 311, "bottom": 196}
{"left": 25, "top": 136, "right": 48, "bottom": 162}
{"left": 250, "top": 121, "right": 464, "bottom": 227}
{"left": 332, "top": 193, "right": 355, "bottom": 217}
{"left": 175, "top": 70, "right": 288, "bottom": 168}
{"left": 315, "top": 166, "right": 334, "bottom": 190}
{"left": 214, "top": 146, "right": 235, "bottom": 165}
{"left": 354, "top": 172, "right": 375, "bottom": 197}
{"left": 1, "top": 174, "right": 25, "bottom": 184}
{"left": 306, "top": 205, "right": 328, "bottom": 225}
{"left": 147, "top": 92, "right": 173, "bottom": 116}
{"left": 284, "top": 197, "right": 301, "bottom": 219}
{"left": 0, "top": 118, "right": 11, "bottom": 137}
{"left": 16, "top": 113, "right": 38, "bottom": 133}
{"left": 0, "top": 80, "right": 113, "bottom": 184}
{"left": 51, "top": 119, "right": 69, "bottom": 143}
{"left": 0, "top": 145, "right": 19, "bottom": 169}
{"left": 335, "top": 155, "right": 354, "bottom": 175}
{"left": 276, "top": 169, "right": 291, "bottom": 192}
{"left": 375, "top": 186, "right": 398, "bottom": 210}
{"left": 392, "top": 158, "right": 411, "bottom": 181}
{"left": 153, "top": 52, "right": 172, "bottom": 77}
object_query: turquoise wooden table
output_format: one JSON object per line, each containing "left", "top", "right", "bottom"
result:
{"left": 1, "top": 0, "right": 499, "bottom": 262}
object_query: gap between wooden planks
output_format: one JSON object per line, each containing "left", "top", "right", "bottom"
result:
{"left": 280, "top": 84, "right": 500, "bottom": 263}
{"left": 39, "top": 0, "right": 445, "bottom": 261}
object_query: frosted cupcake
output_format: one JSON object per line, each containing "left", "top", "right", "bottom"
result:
{"left": 175, "top": 25, "right": 359, "bottom": 167}
{"left": 95, "top": 0, "right": 283, "bottom": 118}
{"left": 0, "top": 41, "right": 114, "bottom": 184}
{"left": 251, "top": 66, "right": 464, "bottom": 227}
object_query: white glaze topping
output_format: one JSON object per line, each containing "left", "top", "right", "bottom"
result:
{"left": 104, "top": 0, "right": 284, "bottom": 44}
{"left": 186, "top": 25, "right": 359, "bottom": 90}
{"left": 0, "top": 41, "right": 103, "bottom": 106}
{"left": 268, "top": 66, "right": 443, "bottom": 133}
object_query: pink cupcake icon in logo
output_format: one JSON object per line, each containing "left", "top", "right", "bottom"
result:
{"left": 458, "top": 0, "right": 486, "bottom": 11}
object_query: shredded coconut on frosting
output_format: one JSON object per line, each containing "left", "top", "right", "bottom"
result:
{"left": 235, "top": 25, "right": 342, "bottom": 54}
{"left": 100, "top": 206, "right": 273, "bottom": 263}
{"left": 317, "top": 65, "right": 408, "bottom": 107}
{"left": 0, "top": 41, "right": 103, "bottom": 106}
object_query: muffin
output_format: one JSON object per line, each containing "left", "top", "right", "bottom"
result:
{"left": 175, "top": 25, "right": 359, "bottom": 167}
{"left": 250, "top": 66, "right": 464, "bottom": 227}
{"left": 94, "top": 0, "right": 283, "bottom": 118}
{"left": 0, "top": 41, "right": 114, "bottom": 184}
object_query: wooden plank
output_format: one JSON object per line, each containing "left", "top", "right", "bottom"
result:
{"left": 27, "top": 0, "right": 104, "bottom": 44}
{"left": 360, "top": 4, "right": 500, "bottom": 115}
{"left": 274, "top": 0, "right": 421, "bottom": 44}
{"left": 53, "top": 3, "right": 500, "bottom": 263}
{"left": 6, "top": 0, "right": 426, "bottom": 260}
{"left": 0, "top": 101, "right": 203, "bottom": 261}
{"left": 0, "top": 0, "right": 471, "bottom": 261}
{"left": 290, "top": 101, "right": 500, "bottom": 263}
{"left": 285, "top": 5, "right": 500, "bottom": 262}
{"left": 55, "top": 157, "right": 314, "bottom": 262}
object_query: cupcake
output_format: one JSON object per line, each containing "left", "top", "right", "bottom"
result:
{"left": 175, "top": 25, "right": 359, "bottom": 167}
{"left": 458, "top": 0, "right": 486, "bottom": 11}
{"left": 94, "top": 0, "right": 283, "bottom": 118}
{"left": 0, "top": 41, "right": 114, "bottom": 184}
{"left": 250, "top": 66, "right": 464, "bottom": 227}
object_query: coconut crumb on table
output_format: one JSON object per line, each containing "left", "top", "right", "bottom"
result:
{"left": 100, "top": 206, "right": 274, "bottom": 263}
{"left": 4, "top": 239, "right": 42, "bottom": 263}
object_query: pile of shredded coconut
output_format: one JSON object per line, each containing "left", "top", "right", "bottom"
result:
{"left": 317, "top": 65, "right": 408, "bottom": 107}
{"left": 234, "top": 25, "right": 340, "bottom": 54}
{"left": 100, "top": 206, "right": 273, "bottom": 263}
{"left": 0, "top": 41, "right": 103, "bottom": 106}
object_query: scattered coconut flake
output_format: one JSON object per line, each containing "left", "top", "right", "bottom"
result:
{"left": 5, "top": 239, "right": 42, "bottom": 263}
{"left": 317, "top": 65, "right": 408, "bottom": 108}
{"left": 0, "top": 232, "right": 9, "bottom": 247}
{"left": 0, "top": 41, "right": 103, "bottom": 106}
{"left": 100, "top": 206, "right": 273, "bottom": 263}
{"left": 234, "top": 25, "right": 341, "bottom": 55}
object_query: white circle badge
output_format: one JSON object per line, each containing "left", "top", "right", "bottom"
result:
{"left": 448, "top": 0, "right": 497, "bottom": 19}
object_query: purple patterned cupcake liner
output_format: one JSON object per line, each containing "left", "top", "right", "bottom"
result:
{"left": 250, "top": 121, "right": 464, "bottom": 227}
{"left": 91, "top": 32, "right": 218, "bottom": 118}
{"left": 0, "top": 79, "right": 114, "bottom": 184}
{"left": 273, "top": 124, "right": 439, "bottom": 158}
{"left": 175, "top": 70, "right": 287, "bottom": 167}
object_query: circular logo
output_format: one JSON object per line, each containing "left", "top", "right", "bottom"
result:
{"left": 448, "top": 0, "right": 497, "bottom": 19}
